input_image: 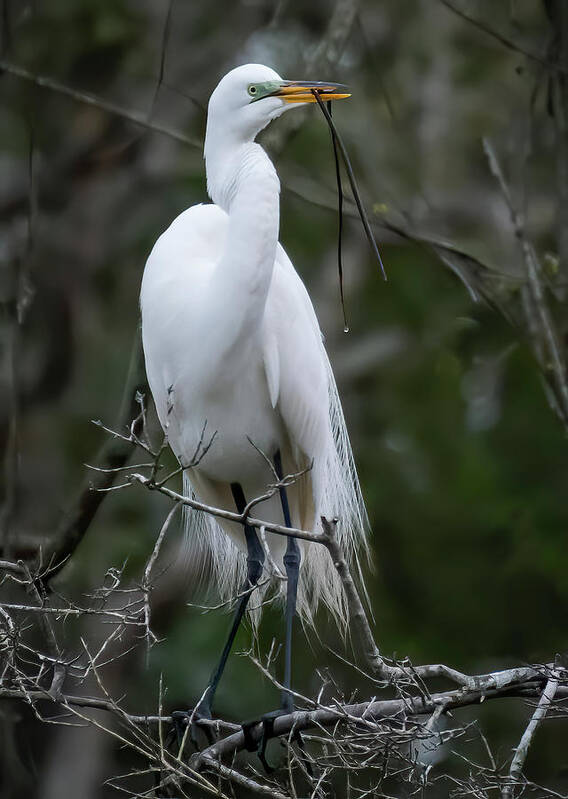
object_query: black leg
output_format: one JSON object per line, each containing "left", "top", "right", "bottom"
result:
{"left": 201, "top": 482, "right": 265, "bottom": 715}
{"left": 274, "top": 450, "right": 292, "bottom": 528}
{"left": 173, "top": 482, "right": 264, "bottom": 747}
{"left": 245, "top": 529, "right": 301, "bottom": 771}
{"left": 199, "top": 483, "right": 264, "bottom": 715}
{"left": 275, "top": 457, "right": 313, "bottom": 777}
{"left": 241, "top": 451, "right": 307, "bottom": 772}
{"left": 273, "top": 451, "right": 300, "bottom": 712}
{"left": 282, "top": 536, "right": 300, "bottom": 710}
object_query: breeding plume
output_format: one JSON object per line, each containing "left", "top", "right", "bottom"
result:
{"left": 140, "top": 64, "right": 368, "bottom": 725}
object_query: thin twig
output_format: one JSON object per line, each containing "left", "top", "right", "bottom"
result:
{"left": 503, "top": 673, "right": 560, "bottom": 798}
{"left": 130, "top": 474, "right": 326, "bottom": 544}
{"left": 312, "top": 89, "right": 387, "bottom": 280}
{"left": 320, "top": 517, "right": 390, "bottom": 679}
{"left": 0, "top": 59, "right": 201, "bottom": 149}
{"left": 40, "top": 330, "right": 147, "bottom": 582}
{"left": 438, "top": 0, "right": 566, "bottom": 75}
{"left": 201, "top": 757, "right": 289, "bottom": 799}
{"left": 483, "top": 137, "right": 568, "bottom": 425}
{"left": 142, "top": 503, "right": 180, "bottom": 661}
{"left": 193, "top": 679, "right": 564, "bottom": 770}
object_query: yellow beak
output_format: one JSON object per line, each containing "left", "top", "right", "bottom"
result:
{"left": 275, "top": 81, "right": 351, "bottom": 104}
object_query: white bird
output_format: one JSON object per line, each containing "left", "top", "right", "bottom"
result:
{"left": 140, "top": 64, "right": 368, "bottom": 724}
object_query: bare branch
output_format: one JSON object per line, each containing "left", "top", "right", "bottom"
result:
{"left": 503, "top": 672, "right": 560, "bottom": 798}
{"left": 130, "top": 473, "right": 326, "bottom": 544}
{"left": 40, "top": 332, "right": 147, "bottom": 583}
{"left": 193, "top": 678, "right": 566, "bottom": 770}
{"left": 483, "top": 137, "right": 568, "bottom": 426}
{"left": 141, "top": 503, "right": 180, "bottom": 656}
{"left": 0, "top": 59, "right": 202, "bottom": 149}
{"left": 201, "top": 757, "right": 290, "bottom": 799}
{"left": 320, "top": 517, "right": 389, "bottom": 679}
{"left": 438, "top": 0, "right": 566, "bottom": 74}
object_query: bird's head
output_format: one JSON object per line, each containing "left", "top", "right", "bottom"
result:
{"left": 206, "top": 63, "right": 350, "bottom": 145}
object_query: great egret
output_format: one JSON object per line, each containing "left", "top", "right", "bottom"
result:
{"left": 140, "top": 64, "right": 368, "bottom": 740}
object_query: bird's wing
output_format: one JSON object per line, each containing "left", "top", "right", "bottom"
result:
{"left": 142, "top": 203, "right": 249, "bottom": 605}
{"left": 263, "top": 244, "right": 369, "bottom": 627}
{"left": 263, "top": 244, "right": 330, "bottom": 466}
{"left": 140, "top": 202, "right": 228, "bottom": 429}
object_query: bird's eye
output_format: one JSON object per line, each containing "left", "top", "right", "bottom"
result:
{"left": 248, "top": 85, "right": 257, "bottom": 96}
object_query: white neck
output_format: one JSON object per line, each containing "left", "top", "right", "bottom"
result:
{"left": 203, "top": 134, "right": 281, "bottom": 338}
{"left": 205, "top": 130, "right": 279, "bottom": 209}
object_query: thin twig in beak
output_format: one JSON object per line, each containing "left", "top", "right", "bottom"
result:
{"left": 311, "top": 89, "right": 387, "bottom": 281}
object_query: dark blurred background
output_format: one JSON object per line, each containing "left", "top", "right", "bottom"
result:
{"left": 1, "top": 0, "right": 567, "bottom": 796}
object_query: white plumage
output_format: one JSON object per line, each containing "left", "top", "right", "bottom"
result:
{"left": 140, "top": 64, "right": 368, "bottom": 630}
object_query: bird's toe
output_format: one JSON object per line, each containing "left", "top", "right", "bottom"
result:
{"left": 242, "top": 707, "right": 308, "bottom": 773}
{"left": 170, "top": 707, "right": 216, "bottom": 750}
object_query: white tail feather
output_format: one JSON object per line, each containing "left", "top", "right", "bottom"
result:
{"left": 181, "top": 348, "right": 369, "bottom": 631}
{"left": 296, "top": 348, "right": 370, "bottom": 630}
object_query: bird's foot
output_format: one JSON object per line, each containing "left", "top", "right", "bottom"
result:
{"left": 242, "top": 706, "right": 310, "bottom": 774}
{"left": 242, "top": 708, "right": 285, "bottom": 772}
{"left": 171, "top": 705, "right": 215, "bottom": 751}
